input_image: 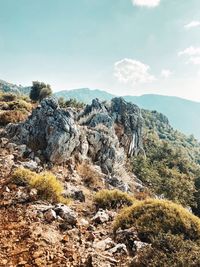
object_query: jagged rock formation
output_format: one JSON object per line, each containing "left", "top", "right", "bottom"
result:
{"left": 6, "top": 97, "right": 144, "bottom": 173}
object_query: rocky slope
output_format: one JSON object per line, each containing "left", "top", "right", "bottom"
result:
{"left": 0, "top": 96, "right": 146, "bottom": 267}
{"left": 2, "top": 94, "right": 200, "bottom": 266}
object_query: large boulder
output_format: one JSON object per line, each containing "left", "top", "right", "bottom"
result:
{"left": 6, "top": 97, "right": 80, "bottom": 164}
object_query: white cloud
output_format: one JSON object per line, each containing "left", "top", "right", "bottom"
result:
{"left": 178, "top": 47, "right": 200, "bottom": 65}
{"left": 132, "top": 0, "right": 160, "bottom": 7}
{"left": 190, "top": 57, "right": 200, "bottom": 65}
{"left": 184, "top": 21, "right": 200, "bottom": 30}
{"left": 161, "top": 69, "right": 172, "bottom": 78}
{"left": 114, "top": 58, "right": 156, "bottom": 86}
{"left": 178, "top": 46, "right": 200, "bottom": 57}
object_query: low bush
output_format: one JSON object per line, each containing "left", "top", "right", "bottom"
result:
{"left": 130, "top": 233, "right": 200, "bottom": 267}
{"left": 11, "top": 167, "right": 36, "bottom": 186}
{"left": 114, "top": 199, "right": 200, "bottom": 241}
{"left": 6, "top": 99, "right": 32, "bottom": 112}
{"left": 30, "top": 171, "right": 65, "bottom": 203}
{"left": 0, "top": 110, "right": 28, "bottom": 125}
{"left": 0, "top": 92, "right": 17, "bottom": 102}
{"left": 11, "top": 168, "right": 69, "bottom": 204}
{"left": 94, "top": 189, "right": 134, "bottom": 209}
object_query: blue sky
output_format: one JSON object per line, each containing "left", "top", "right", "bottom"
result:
{"left": 1, "top": 0, "right": 200, "bottom": 101}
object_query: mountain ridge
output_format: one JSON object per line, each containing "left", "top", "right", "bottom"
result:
{"left": 54, "top": 88, "right": 200, "bottom": 139}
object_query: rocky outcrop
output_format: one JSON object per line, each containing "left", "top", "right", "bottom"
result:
{"left": 6, "top": 97, "right": 144, "bottom": 173}
{"left": 6, "top": 97, "right": 80, "bottom": 164}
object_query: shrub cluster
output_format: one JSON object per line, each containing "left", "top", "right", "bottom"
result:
{"left": 11, "top": 168, "right": 69, "bottom": 204}
{"left": 114, "top": 199, "right": 200, "bottom": 266}
{"left": 114, "top": 199, "right": 200, "bottom": 241}
{"left": 131, "top": 233, "right": 200, "bottom": 267}
{"left": 94, "top": 189, "right": 134, "bottom": 209}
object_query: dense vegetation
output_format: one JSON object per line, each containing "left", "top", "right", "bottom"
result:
{"left": 0, "top": 92, "right": 32, "bottom": 126}
{"left": 114, "top": 199, "right": 200, "bottom": 267}
{"left": 132, "top": 110, "right": 200, "bottom": 215}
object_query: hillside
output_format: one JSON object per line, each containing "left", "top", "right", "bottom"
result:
{"left": 54, "top": 88, "right": 200, "bottom": 139}
{"left": 0, "top": 79, "right": 30, "bottom": 95}
{"left": 1, "top": 92, "right": 200, "bottom": 266}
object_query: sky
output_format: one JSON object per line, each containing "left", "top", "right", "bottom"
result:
{"left": 1, "top": 0, "right": 200, "bottom": 101}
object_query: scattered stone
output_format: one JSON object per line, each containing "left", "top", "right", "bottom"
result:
{"left": 93, "top": 237, "right": 115, "bottom": 251}
{"left": 79, "top": 218, "right": 89, "bottom": 227}
{"left": 134, "top": 241, "right": 149, "bottom": 251}
{"left": 17, "top": 144, "right": 27, "bottom": 157}
{"left": 6, "top": 142, "right": 17, "bottom": 153}
{"left": 21, "top": 160, "right": 38, "bottom": 171}
{"left": 92, "top": 209, "right": 110, "bottom": 224}
{"left": 0, "top": 137, "right": 9, "bottom": 147}
{"left": 115, "top": 227, "right": 139, "bottom": 251}
{"left": 108, "top": 243, "right": 128, "bottom": 255}
{"left": 54, "top": 204, "right": 77, "bottom": 226}
{"left": 44, "top": 209, "right": 57, "bottom": 222}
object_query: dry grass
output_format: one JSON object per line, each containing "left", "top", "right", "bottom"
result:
{"left": 0, "top": 110, "right": 28, "bottom": 125}
{"left": 77, "top": 161, "right": 104, "bottom": 188}
{"left": 11, "top": 168, "right": 70, "bottom": 204}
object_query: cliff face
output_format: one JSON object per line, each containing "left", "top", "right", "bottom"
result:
{"left": 6, "top": 97, "right": 144, "bottom": 174}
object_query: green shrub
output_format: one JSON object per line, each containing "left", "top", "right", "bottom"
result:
{"left": 94, "top": 189, "right": 134, "bottom": 209}
{"left": 130, "top": 233, "right": 200, "bottom": 267}
{"left": 114, "top": 199, "right": 200, "bottom": 241}
{"left": 58, "top": 97, "right": 85, "bottom": 109}
{"left": 30, "top": 81, "right": 52, "bottom": 102}
{"left": 11, "top": 168, "right": 69, "bottom": 204}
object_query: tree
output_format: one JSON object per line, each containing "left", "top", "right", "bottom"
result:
{"left": 30, "top": 81, "right": 52, "bottom": 102}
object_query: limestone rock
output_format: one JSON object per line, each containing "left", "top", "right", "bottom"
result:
{"left": 93, "top": 237, "right": 115, "bottom": 251}
{"left": 92, "top": 209, "right": 110, "bottom": 224}
{"left": 54, "top": 204, "right": 77, "bottom": 226}
{"left": 44, "top": 209, "right": 57, "bottom": 222}
{"left": 6, "top": 97, "right": 80, "bottom": 164}
{"left": 6, "top": 97, "right": 144, "bottom": 174}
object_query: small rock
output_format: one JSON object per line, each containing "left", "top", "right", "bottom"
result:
{"left": 54, "top": 204, "right": 77, "bottom": 225}
{"left": 35, "top": 156, "right": 41, "bottom": 164}
{"left": 108, "top": 243, "right": 128, "bottom": 255}
{"left": 134, "top": 241, "right": 149, "bottom": 251}
{"left": 115, "top": 227, "right": 138, "bottom": 251}
{"left": 79, "top": 218, "right": 89, "bottom": 227}
{"left": 17, "top": 144, "right": 27, "bottom": 157}
{"left": 92, "top": 209, "right": 109, "bottom": 224}
{"left": 5, "top": 186, "right": 10, "bottom": 193}
{"left": 44, "top": 209, "right": 57, "bottom": 222}
{"left": 93, "top": 237, "right": 115, "bottom": 251}
{"left": 21, "top": 160, "right": 38, "bottom": 171}
{"left": 0, "top": 137, "right": 9, "bottom": 147}
{"left": 6, "top": 142, "right": 17, "bottom": 153}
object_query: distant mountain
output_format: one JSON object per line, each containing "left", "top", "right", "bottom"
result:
{"left": 54, "top": 88, "right": 114, "bottom": 103}
{"left": 0, "top": 79, "right": 30, "bottom": 95}
{"left": 54, "top": 88, "right": 200, "bottom": 139}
